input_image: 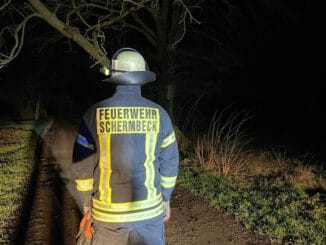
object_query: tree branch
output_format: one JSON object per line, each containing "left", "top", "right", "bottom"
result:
{"left": 169, "top": 0, "right": 201, "bottom": 48}
{"left": 87, "top": 4, "right": 146, "bottom": 31}
{"left": 174, "top": 0, "right": 201, "bottom": 24}
{"left": 27, "top": 0, "right": 110, "bottom": 67}
{"left": 71, "top": 0, "right": 92, "bottom": 29}
{"left": 124, "top": 23, "right": 156, "bottom": 47}
{"left": 0, "top": 0, "right": 11, "bottom": 11}
{"left": 0, "top": 14, "right": 38, "bottom": 69}
{"left": 130, "top": 12, "right": 156, "bottom": 40}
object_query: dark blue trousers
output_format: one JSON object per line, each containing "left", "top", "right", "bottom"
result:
{"left": 92, "top": 215, "right": 165, "bottom": 245}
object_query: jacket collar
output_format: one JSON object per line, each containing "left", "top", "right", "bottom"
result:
{"left": 114, "top": 85, "right": 141, "bottom": 96}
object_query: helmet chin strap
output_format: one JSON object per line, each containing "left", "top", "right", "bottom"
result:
{"left": 110, "top": 69, "right": 129, "bottom": 73}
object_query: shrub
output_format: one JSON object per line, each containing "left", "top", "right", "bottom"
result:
{"left": 192, "top": 109, "right": 252, "bottom": 176}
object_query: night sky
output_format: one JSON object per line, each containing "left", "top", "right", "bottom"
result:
{"left": 0, "top": 1, "right": 325, "bottom": 161}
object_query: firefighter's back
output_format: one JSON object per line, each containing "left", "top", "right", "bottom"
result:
{"left": 89, "top": 85, "right": 166, "bottom": 224}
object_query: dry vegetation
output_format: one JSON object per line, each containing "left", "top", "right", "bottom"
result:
{"left": 243, "top": 150, "right": 323, "bottom": 188}
{"left": 180, "top": 110, "right": 326, "bottom": 244}
{"left": 187, "top": 109, "right": 325, "bottom": 190}
{"left": 192, "top": 110, "right": 252, "bottom": 176}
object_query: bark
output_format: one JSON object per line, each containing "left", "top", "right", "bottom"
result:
{"left": 155, "top": 0, "right": 177, "bottom": 118}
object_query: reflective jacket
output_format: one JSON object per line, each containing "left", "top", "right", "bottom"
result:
{"left": 72, "top": 85, "right": 179, "bottom": 223}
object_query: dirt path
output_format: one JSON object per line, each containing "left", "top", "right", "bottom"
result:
{"left": 22, "top": 121, "right": 270, "bottom": 245}
{"left": 21, "top": 121, "right": 81, "bottom": 244}
{"left": 166, "top": 186, "right": 269, "bottom": 245}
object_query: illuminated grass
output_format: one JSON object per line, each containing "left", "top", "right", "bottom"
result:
{"left": 179, "top": 167, "right": 326, "bottom": 244}
{"left": 0, "top": 126, "right": 37, "bottom": 241}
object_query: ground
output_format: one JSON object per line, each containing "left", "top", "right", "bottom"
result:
{"left": 20, "top": 120, "right": 270, "bottom": 244}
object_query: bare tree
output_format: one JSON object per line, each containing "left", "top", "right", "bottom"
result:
{"left": 123, "top": 0, "right": 203, "bottom": 117}
{"left": 0, "top": 0, "right": 205, "bottom": 117}
{"left": 0, "top": 0, "right": 152, "bottom": 69}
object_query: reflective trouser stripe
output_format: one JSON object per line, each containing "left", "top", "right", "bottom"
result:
{"left": 92, "top": 202, "right": 164, "bottom": 223}
{"left": 93, "top": 195, "right": 162, "bottom": 212}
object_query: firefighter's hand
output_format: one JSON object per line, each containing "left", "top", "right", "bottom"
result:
{"left": 83, "top": 206, "right": 91, "bottom": 215}
{"left": 163, "top": 201, "right": 171, "bottom": 223}
{"left": 76, "top": 207, "right": 92, "bottom": 245}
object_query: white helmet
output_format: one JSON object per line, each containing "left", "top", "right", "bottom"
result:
{"left": 103, "top": 48, "right": 156, "bottom": 85}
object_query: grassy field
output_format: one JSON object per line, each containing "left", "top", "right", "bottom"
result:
{"left": 0, "top": 124, "right": 37, "bottom": 241}
{"left": 179, "top": 112, "right": 326, "bottom": 244}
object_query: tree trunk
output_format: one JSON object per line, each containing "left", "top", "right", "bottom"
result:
{"left": 157, "top": 46, "right": 177, "bottom": 120}
{"left": 155, "top": 1, "right": 178, "bottom": 120}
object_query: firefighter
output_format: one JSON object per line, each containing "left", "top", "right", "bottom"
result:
{"left": 72, "top": 48, "right": 179, "bottom": 245}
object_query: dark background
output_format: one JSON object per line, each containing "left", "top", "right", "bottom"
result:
{"left": 0, "top": 0, "right": 325, "bottom": 161}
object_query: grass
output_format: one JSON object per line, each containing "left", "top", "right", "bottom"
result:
{"left": 0, "top": 125, "right": 37, "bottom": 241}
{"left": 180, "top": 110, "right": 326, "bottom": 244}
{"left": 179, "top": 167, "right": 326, "bottom": 244}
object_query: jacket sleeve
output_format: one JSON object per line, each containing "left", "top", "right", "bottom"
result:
{"left": 158, "top": 112, "right": 179, "bottom": 201}
{"left": 72, "top": 115, "right": 96, "bottom": 207}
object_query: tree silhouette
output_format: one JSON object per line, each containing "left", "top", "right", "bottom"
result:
{"left": 0, "top": 0, "right": 154, "bottom": 69}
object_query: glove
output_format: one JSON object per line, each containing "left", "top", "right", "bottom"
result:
{"left": 83, "top": 206, "right": 91, "bottom": 214}
{"left": 163, "top": 201, "right": 171, "bottom": 223}
{"left": 76, "top": 208, "right": 92, "bottom": 245}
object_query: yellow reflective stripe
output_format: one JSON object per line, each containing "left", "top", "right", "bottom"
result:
{"left": 92, "top": 202, "right": 164, "bottom": 223}
{"left": 98, "top": 134, "right": 112, "bottom": 202}
{"left": 96, "top": 107, "right": 160, "bottom": 206}
{"left": 98, "top": 134, "right": 104, "bottom": 200}
{"left": 106, "top": 134, "right": 112, "bottom": 203}
{"left": 92, "top": 195, "right": 162, "bottom": 212}
{"left": 161, "top": 132, "right": 176, "bottom": 148}
{"left": 144, "top": 132, "right": 158, "bottom": 200}
{"left": 76, "top": 178, "right": 94, "bottom": 191}
{"left": 160, "top": 175, "right": 177, "bottom": 188}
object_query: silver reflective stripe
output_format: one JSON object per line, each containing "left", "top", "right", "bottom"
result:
{"left": 76, "top": 133, "right": 94, "bottom": 150}
{"left": 144, "top": 133, "right": 158, "bottom": 200}
{"left": 161, "top": 132, "right": 176, "bottom": 148}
